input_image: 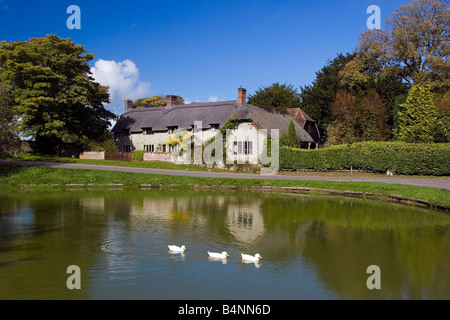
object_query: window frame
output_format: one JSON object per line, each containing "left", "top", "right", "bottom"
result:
{"left": 143, "top": 128, "right": 154, "bottom": 135}
{"left": 210, "top": 124, "right": 220, "bottom": 132}
{"left": 144, "top": 144, "right": 154, "bottom": 152}
{"left": 233, "top": 141, "right": 253, "bottom": 155}
{"left": 168, "top": 126, "right": 178, "bottom": 134}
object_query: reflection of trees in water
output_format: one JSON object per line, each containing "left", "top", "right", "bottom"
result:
{"left": 260, "top": 196, "right": 450, "bottom": 299}
{"left": 0, "top": 192, "right": 107, "bottom": 299}
{"left": 396, "top": 227, "right": 450, "bottom": 300}
{"left": 1, "top": 191, "right": 449, "bottom": 299}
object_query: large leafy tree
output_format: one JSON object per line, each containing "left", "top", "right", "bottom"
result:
{"left": 299, "top": 53, "right": 356, "bottom": 140}
{"left": 326, "top": 89, "right": 359, "bottom": 145}
{"left": 354, "top": 0, "right": 449, "bottom": 91}
{"left": 248, "top": 82, "right": 301, "bottom": 110}
{"left": 133, "top": 95, "right": 185, "bottom": 108}
{"left": 0, "top": 82, "right": 19, "bottom": 157}
{"left": 358, "top": 91, "right": 389, "bottom": 141}
{"left": 327, "top": 89, "right": 389, "bottom": 145}
{"left": 0, "top": 35, "right": 114, "bottom": 154}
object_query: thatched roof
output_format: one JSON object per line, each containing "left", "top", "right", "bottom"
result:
{"left": 286, "top": 108, "right": 315, "bottom": 127}
{"left": 112, "top": 100, "right": 315, "bottom": 143}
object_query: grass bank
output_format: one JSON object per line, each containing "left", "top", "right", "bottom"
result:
{"left": 5, "top": 154, "right": 228, "bottom": 172}
{"left": 5, "top": 154, "right": 450, "bottom": 179}
{"left": 1, "top": 165, "right": 449, "bottom": 210}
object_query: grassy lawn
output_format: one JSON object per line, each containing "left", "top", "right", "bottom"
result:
{"left": 1, "top": 165, "right": 449, "bottom": 209}
{"left": 4, "top": 154, "right": 232, "bottom": 172}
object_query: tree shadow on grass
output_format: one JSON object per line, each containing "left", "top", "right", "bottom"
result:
{"left": 0, "top": 165, "right": 29, "bottom": 179}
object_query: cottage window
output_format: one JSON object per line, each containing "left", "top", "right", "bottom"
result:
{"left": 143, "top": 128, "right": 153, "bottom": 135}
{"left": 233, "top": 141, "right": 253, "bottom": 155}
{"left": 144, "top": 145, "right": 154, "bottom": 152}
{"left": 210, "top": 124, "right": 220, "bottom": 132}
{"left": 244, "top": 141, "right": 253, "bottom": 155}
{"left": 168, "top": 126, "right": 178, "bottom": 134}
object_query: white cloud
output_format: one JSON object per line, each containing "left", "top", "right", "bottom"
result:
{"left": 90, "top": 59, "right": 151, "bottom": 114}
{"left": 184, "top": 96, "right": 223, "bottom": 104}
{"left": 184, "top": 99, "right": 199, "bottom": 104}
{"left": 207, "top": 96, "right": 219, "bottom": 102}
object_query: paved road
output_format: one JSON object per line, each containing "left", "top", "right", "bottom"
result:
{"left": 1, "top": 160, "right": 449, "bottom": 190}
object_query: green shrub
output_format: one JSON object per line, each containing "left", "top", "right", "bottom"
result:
{"left": 102, "top": 140, "right": 118, "bottom": 153}
{"left": 132, "top": 150, "right": 145, "bottom": 161}
{"left": 279, "top": 142, "right": 450, "bottom": 176}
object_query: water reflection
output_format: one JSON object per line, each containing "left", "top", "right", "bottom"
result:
{"left": 208, "top": 257, "right": 228, "bottom": 264}
{"left": 0, "top": 190, "right": 449, "bottom": 299}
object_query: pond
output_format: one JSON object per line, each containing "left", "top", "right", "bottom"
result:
{"left": 0, "top": 190, "right": 449, "bottom": 300}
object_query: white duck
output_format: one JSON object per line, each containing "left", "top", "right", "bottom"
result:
{"left": 241, "top": 253, "right": 262, "bottom": 262}
{"left": 208, "top": 251, "right": 229, "bottom": 259}
{"left": 168, "top": 245, "right": 186, "bottom": 252}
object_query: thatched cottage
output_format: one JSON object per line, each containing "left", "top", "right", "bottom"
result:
{"left": 112, "top": 88, "right": 319, "bottom": 165}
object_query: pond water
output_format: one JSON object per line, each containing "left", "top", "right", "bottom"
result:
{"left": 0, "top": 190, "right": 449, "bottom": 300}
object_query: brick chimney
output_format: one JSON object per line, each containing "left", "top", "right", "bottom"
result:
{"left": 125, "top": 100, "right": 133, "bottom": 112}
{"left": 238, "top": 87, "right": 247, "bottom": 105}
{"left": 166, "top": 95, "right": 177, "bottom": 107}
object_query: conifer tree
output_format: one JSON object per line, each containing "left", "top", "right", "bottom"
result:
{"left": 398, "top": 85, "right": 445, "bottom": 142}
{"left": 287, "top": 120, "right": 299, "bottom": 147}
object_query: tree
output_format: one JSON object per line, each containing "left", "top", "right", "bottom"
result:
{"left": 248, "top": 83, "right": 301, "bottom": 110}
{"left": 0, "top": 35, "right": 115, "bottom": 154}
{"left": 326, "top": 89, "right": 359, "bottom": 145}
{"left": 327, "top": 89, "right": 390, "bottom": 145}
{"left": 0, "top": 82, "right": 20, "bottom": 157}
{"left": 434, "top": 90, "right": 450, "bottom": 141}
{"left": 133, "top": 96, "right": 166, "bottom": 108}
{"left": 281, "top": 120, "right": 300, "bottom": 148}
{"left": 355, "top": 0, "right": 449, "bottom": 91}
{"left": 358, "top": 91, "right": 388, "bottom": 141}
{"left": 339, "top": 56, "right": 408, "bottom": 138}
{"left": 299, "top": 53, "right": 356, "bottom": 140}
{"left": 80, "top": 132, "right": 118, "bottom": 152}
{"left": 397, "top": 85, "right": 446, "bottom": 142}
{"left": 133, "top": 95, "right": 185, "bottom": 108}
{"left": 392, "top": 94, "right": 407, "bottom": 138}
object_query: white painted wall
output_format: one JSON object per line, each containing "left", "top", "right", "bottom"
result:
{"left": 115, "top": 122, "right": 271, "bottom": 167}
{"left": 224, "top": 123, "right": 267, "bottom": 165}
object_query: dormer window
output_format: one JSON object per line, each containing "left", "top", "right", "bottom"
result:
{"left": 192, "top": 124, "right": 201, "bottom": 132}
{"left": 168, "top": 126, "right": 178, "bottom": 134}
{"left": 143, "top": 128, "right": 153, "bottom": 135}
{"left": 210, "top": 124, "right": 220, "bottom": 132}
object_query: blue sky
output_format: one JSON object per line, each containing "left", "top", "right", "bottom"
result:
{"left": 0, "top": 0, "right": 409, "bottom": 115}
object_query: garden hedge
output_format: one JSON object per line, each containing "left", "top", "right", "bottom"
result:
{"left": 132, "top": 150, "right": 145, "bottom": 161}
{"left": 279, "top": 142, "right": 450, "bottom": 176}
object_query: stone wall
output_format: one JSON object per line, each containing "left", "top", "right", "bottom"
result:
{"left": 143, "top": 152, "right": 173, "bottom": 162}
{"left": 79, "top": 152, "right": 105, "bottom": 160}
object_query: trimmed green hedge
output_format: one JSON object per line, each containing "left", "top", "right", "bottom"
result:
{"left": 132, "top": 150, "right": 145, "bottom": 161}
{"left": 279, "top": 142, "right": 450, "bottom": 176}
